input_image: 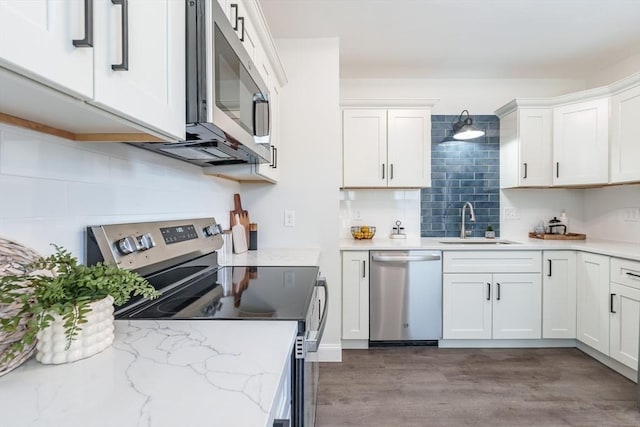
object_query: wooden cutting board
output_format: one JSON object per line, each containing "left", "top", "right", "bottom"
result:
{"left": 528, "top": 232, "right": 586, "bottom": 240}
{"left": 230, "top": 193, "right": 250, "bottom": 244}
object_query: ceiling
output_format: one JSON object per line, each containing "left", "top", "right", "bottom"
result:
{"left": 259, "top": 0, "right": 640, "bottom": 79}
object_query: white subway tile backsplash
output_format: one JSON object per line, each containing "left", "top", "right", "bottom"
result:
{"left": 0, "top": 123, "right": 241, "bottom": 258}
{"left": 1, "top": 126, "right": 110, "bottom": 183}
{"left": 0, "top": 175, "right": 67, "bottom": 218}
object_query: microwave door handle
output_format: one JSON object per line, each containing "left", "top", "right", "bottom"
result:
{"left": 252, "top": 93, "right": 269, "bottom": 137}
{"left": 305, "top": 278, "right": 329, "bottom": 353}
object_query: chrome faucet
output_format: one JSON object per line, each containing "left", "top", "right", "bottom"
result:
{"left": 460, "top": 201, "right": 476, "bottom": 238}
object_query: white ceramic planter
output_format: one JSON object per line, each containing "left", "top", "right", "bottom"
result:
{"left": 35, "top": 295, "right": 115, "bottom": 364}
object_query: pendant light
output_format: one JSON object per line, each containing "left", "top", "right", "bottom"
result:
{"left": 452, "top": 110, "right": 485, "bottom": 140}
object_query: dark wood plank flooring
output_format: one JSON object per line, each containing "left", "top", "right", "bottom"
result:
{"left": 317, "top": 348, "right": 640, "bottom": 426}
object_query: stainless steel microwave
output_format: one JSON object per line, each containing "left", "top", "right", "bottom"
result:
{"left": 131, "top": 0, "right": 271, "bottom": 167}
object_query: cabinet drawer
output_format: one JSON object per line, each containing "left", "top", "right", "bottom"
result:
{"left": 443, "top": 251, "right": 541, "bottom": 273}
{"left": 611, "top": 257, "right": 640, "bottom": 290}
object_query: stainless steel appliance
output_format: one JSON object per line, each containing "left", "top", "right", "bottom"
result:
{"left": 369, "top": 251, "right": 442, "bottom": 344}
{"left": 86, "top": 218, "right": 327, "bottom": 427}
{"left": 130, "top": 0, "right": 271, "bottom": 167}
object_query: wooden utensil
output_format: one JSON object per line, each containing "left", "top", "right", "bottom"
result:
{"left": 230, "top": 193, "right": 250, "bottom": 244}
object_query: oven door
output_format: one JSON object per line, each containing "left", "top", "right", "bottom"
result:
{"left": 294, "top": 277, "right": 328, "bottom": 427}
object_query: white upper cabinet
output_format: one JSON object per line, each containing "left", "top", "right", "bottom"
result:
{"left": 342, "top": 109, "right": 388, "bottom": 187}
{"left": 92, "top": 0, "right": 185, "bottom": 141}
{"left": 342, "top": 108, "right": 431, "bottom": 188}
{"left": 0, "top": 0, "right": 94, "bottom": 99}
{"left": 0, "top": 0, "right": 185, "bottom": 141}
{"left": 499, "top": 106, "right": 552, "bottom": 188}
{"left": 610, "top": 80, "right": 640, "bottom": 183}
{"left": 553, "top": 98, "right": 609, "bottom": 186}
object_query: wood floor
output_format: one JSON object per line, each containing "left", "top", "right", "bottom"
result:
{"left": 316, "top": 348, "right": 640, "bottom": 426}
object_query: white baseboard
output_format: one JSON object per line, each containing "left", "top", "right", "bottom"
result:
{"left": 307, "top": 343, "right": 341, "bottom": 362}
{"left": 341, "top": 339, "right": 369, "bottom": 349}
{"left": 576, "top": 341, "right": 638, "bottom": 383}
{"left": 438, "top": 339, "right": 577, "bottom": 348}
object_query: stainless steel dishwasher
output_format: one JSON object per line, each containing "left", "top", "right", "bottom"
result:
{"left": 369, "top": 251, "right": 442, "bottom": 345}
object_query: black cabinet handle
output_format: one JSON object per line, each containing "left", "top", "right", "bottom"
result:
{"left": 548, "top": 259, "right": 552, "bottom": 277}
{"left": 486, "top": 283, "right": 491, "bottom": 301}
{"left": 610, "top": 293, "right": 616, "bottom": 313}
{"left": 230, "top": 4, "right": 239, "bottom": 30}
{"left": 556, "top": 162, "right": 560, "bottom": 178}
{"left": 273, "top": 146, "right": 278, "bottom": 169}
{"left": 523, "top": 162, "right": 528, "bottom": 179}
{"left": 390, "top": 163, "right": 394, "bottom": 180}
{"left": 72, "top": 0, "right": 93, "bottom": 47}
{"left": 381, "top": 164, "right": 385, "bottom": 180}
{"left": 496, "top": 283, "right": 501, "bottom": 301}
{"left": 111, "top": 0, "right": 129, "bottom": 71}
{"left": 626, "top": 272, "right": 640, "bottom": 279}
{"left": 269, "top": 145, "right": 275, "bottom": 168}
{"left": 238, "top": 16, "right": 245, "bottom": 42}
{"left": 362, "top": 260, "right": 366, "bottom": 278}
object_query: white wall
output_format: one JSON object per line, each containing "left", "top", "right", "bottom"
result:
{"left": 586, "top": 52, "right": 640, "bottom": 89}
{"left": 0, "top": 124, "right": 240, "bottom": 260}
{"left": 240, "top": 38, "right": 342, "bottom": 361}
{"left": 341, "top": 78, "right": 586, "bottom": 114}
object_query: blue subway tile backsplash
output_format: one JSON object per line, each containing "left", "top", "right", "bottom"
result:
{"left": 420, "top": 115, "right": 500, "bottom": 237}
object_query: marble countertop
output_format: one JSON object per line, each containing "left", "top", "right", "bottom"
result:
{"left": 0, "top": 320, "right": 297, "bottom": 427}
{"left": 340, "top": 237, "right": 640, "bottom": 261}
{"left": 220, "top": 248, "right": 321, "bottom": 267}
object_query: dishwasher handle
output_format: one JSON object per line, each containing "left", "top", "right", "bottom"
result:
{"left": 371, "top": 254, "right": 441, "bottom": 263}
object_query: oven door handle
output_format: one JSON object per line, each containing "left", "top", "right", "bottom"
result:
{"left": 305, "top": 277, "right": 328, "bottom": 353}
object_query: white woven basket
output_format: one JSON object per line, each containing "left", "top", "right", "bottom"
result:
{"left": 0, "top": 238, "right": 41, "bottom": 376}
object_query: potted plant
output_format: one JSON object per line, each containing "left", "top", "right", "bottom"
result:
{"left": 485, "top": 225, "right": 495, "bottom": 239}
{"left": 0, "top": 245, "right": 159, "bottom": 366}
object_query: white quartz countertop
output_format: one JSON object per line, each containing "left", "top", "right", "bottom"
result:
{"left": 0, "top": 320, "right": 297, "bottom": 427}
{"left": 220, "top": 248, "right": 321, "bottom": 266}
{"left": 340, "top": 237, "right": 640, "bottom": 261}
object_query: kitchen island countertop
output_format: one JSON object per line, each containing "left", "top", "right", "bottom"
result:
{"left": 0, "top": 320, "right": 297, "bottom": 427}
{"left": 340, "top": 237, "right": 640, "bottom": 261}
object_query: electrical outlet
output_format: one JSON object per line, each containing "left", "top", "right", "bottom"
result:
{"left": 623, "top": 207, "right": 640, "bottom": 222}
{"left": 354, "top": 210, "right": 362, "bottom": 220}
{"left": 503, "top": 207, "right": 520, "bottom": 220}
{"left": 284, "top": 209, "right": 296, "bottom": 227}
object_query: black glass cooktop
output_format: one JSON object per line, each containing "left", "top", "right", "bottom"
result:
{"left": 117, "top": 265, "right": 319, "bottom": 321}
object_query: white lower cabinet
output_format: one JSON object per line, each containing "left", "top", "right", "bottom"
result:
{"left": 576, "top": 252, "right": 610, "bottom": 355}
{"left": 342, "top": 251, "right": 369, "bottom": 340}
{"left": 443, "top": 273, "right": 541, "bottom": 340}
{"left": 542, "top": 251, "right": 577, "bottom": 339}
{"left": 442, "top": 251, "right": 542, "bottom": 340}
{"left": 609, "top": 257, "right": 640, "bottom": 370}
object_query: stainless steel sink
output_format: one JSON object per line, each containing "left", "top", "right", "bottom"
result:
{"left": 438, "top": 238, "right": 519, "bottom": 245}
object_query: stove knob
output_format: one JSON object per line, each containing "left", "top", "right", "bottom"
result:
{"left": 116, "top": 236, "right": 137, "bottom": 255}
{"left": 203, "top": 224, "right": 222, "bottom": 237}
{"left": 137, "top": 233, "right": 156, "bottom": 251}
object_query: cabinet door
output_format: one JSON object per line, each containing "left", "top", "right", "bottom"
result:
{"left": 577, "top": 252, "right": 610, "bottom": 355}
{"left": 542, "top": 251, "right": 577, "bottom": 339}
{"left": 342, "top": 109, "right": 387, "bottom": 187}
{"left": 0, "top": 0, "right": 93, "bottom": 99}
{"left": 519, "top": 108, "right": 552, "bottom": 187}
{"left": 553, "top": 98, "right": 609, "bottom": 186}
{"left": 443, "top": 274, "right": 492, "bottom": 339}
{"left": 342, "top": 252, "right": 369, "bottom": 340}
{"left": 609, "top": 283, "right": 640, "bottom": 370}
{"left": 92, "top": 0, "right": 185, "bottom": 140}
{"left": 386, "top": 109, "right": 431, "bottom": 188}
{"left": 610, "top": 85, "right": 640, "bottom": 183}
{"left": 492, "top": 273, "right": 542, "bottom": 339}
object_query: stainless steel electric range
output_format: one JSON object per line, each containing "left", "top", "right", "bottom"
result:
{"left": 86, "top": 218, "right": 328, "bottom": 427}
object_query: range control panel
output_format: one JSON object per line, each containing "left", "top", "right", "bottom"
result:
{"left": 87, "top": 218, "right": 224, "bottom": 271}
